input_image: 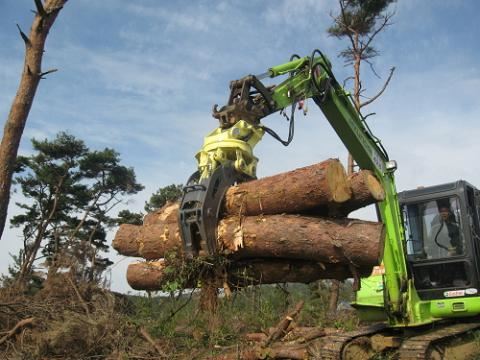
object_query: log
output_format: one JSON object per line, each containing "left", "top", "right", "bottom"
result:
{"left": 143, "top": 201, "right": 179, "bottom": 226}
{"left": 111, "top": 224, "right": 141, "bottom": 257}
{"left": 116, "top": 214, "right": 383, "bottom": 266}
{"left": 245, "top": 333, "right": 268, "bottom": 343}
{"left": 218, "top": 215, "right": 384, "bottom": 267}
{"left": 228, "top": 260, "right": 373, "bottom": 285}
{"left": 126, "top": 259, "right": 374, "bottom": 291}
{"left": 224, "top": 159, "right": 351, "bottom": 216}
{"left": 284, "top": 327, "right": 327, "bottom": 343}
{"left": 265, "top": 301, "right": 304, "bottom": 346}
{"left": 114, "top": 222, "right": 183, "bottom": 260}
{"left": 140, "top": 160, "right": 351, "bottom": 229}
{"left": 339, "top": 170, "right": 385, "bottom": 215}
{"left": 257, "top": 344, "right": 309, "bottom": 360}
{"left": 126, "top": 260, "right": 170, "bottom": 291}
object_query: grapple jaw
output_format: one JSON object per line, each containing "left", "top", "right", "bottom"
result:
{"left": 178, "top": 165, "right": 252, "bottom": 259}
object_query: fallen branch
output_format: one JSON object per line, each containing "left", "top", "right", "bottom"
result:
{"left": 139, "top": 327, "right": 168, "bottom": 358}
{"left": 0, "top": 317, "right": 35, "bottom": 345}
{"left": 264, "top": 300, "right": 304, "bottom": 346}
{"left": 66, "top": 276, "right": 90, "bottom": 317}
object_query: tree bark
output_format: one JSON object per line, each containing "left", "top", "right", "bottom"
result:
{"left": 125, "top": 259, "right": 373, "bottom": 291}
{"left": 338, "top": 170, "right": 385, "bottom": 215}
{"left": 141, "top": 159, "right": 352, "bottom": 226}
{"left": 0, "top": 0, "right": 67, "bottom": 239}
{"left": 218, "top": 215, "right": 383, "bottom": 266}
{"left": 328, "top": 280, "right": 340, "bottom": 315}
{"left": 115, "top": 214, "right": 383, "bottom": 266}
{"left": 224, "top": 158, "right": 351, "bottom": 216}
{"left": 264, "top": 301, "right": 304, "bottom": 346}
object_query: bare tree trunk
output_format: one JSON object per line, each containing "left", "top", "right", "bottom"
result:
{"left": 17, "top": 172, "right": 67, "bottom": 283}
{"left": 0, "top": 0, "right": 67, "bottom": 240}
{"left": 327, "top": 280, "right": 340, "bottom": 316}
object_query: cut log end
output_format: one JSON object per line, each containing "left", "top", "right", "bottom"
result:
{"left": 126, "top": 260, "right": 166, "bottom": 291}
{"left": 327, "top": 159, "right": 352, "bottom": 203}
{"left": 364, "top": 171, "right": 385, "bottom": 201}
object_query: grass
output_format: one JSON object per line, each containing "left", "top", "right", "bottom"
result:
{"left": 127, "top": 281, "right": 359, "bottom": 356}
{"left": 0, "top": 275, "right": 358, "bottom": 359}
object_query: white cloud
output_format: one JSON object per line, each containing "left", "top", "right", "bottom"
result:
{"left": 125, "top": 3, "right": 227, "bottom": 33}
{"left": 264, "top": 0, "right": 336, "bottom": 27}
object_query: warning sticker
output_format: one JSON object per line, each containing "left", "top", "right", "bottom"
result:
{"left": 443, "top": 290, "right": 465, "bottom": 298}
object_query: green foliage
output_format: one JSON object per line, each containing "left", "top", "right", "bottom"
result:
{"left": 125, "top": 282, "right": 359, "bottom": 356}
{"left": 145, "top": 184, "right": 183, "bottom": 212}
{"left": 0, "top": 250, "right": 43, "bottom": 293}
{"left": 329, "top": 0, "right": 395, "bottom": 36}
{"left": 328, "top": 0, "right": 396, "bottom": 64}
{"left": 11, "top": 131, "right": 144, "bottom": 284}
{"left": 116, "top": 210, "right": 144, "bottom": 225}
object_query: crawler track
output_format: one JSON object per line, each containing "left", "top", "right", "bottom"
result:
{"left": 315, "top": 323, "right": 386, "bottom": 359}
{"left": 315, "top": 321, "right": 480, "bottom": 359}
{"left": 398, "top": 321, "right": 480, "bottom": 360}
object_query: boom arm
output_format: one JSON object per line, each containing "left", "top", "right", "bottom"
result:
{"left": 186, "top": 50, "right": 410, "bottom": 325}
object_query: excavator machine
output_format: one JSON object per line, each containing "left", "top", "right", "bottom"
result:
{"left": 178, "top": 48, "right": 480, "bottom": 359}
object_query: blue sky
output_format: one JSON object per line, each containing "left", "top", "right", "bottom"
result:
{"left": 1, "top": 0, "right": 479, "bottom": 293}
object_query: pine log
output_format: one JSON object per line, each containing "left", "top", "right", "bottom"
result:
{"left": 265, "top": 301, "right": 304, "bottom": 346}
{"left": 143, "top": 201, "right": 179, "bottom": 226}
{"left": 229, "top": 259, "right": 373, "bottom": 285}
{"left": 283, "top": 327, "right": 327, "bottom": 343}
{"left": 112, "top": 224, "right": 141, "bottom": 257}
{"left": 257, "top": 344, "right": 309, "bottom": 360}
{"left": 224, "top": 159, "right": 351, "bottom": 216}
{"left": 245, "top": 332, "right": 268, "bottom": 343}
{"left": 339, "top": 170, "right": 385, "bottom": 215}
{"left": 114, "top": 222, "right": 182, "bottom": 260}
{"left": 115, "top": 214, "right": 383, "bottom": 268}
{"left": 139, "top": 159, "right": 350, "bottom": 230}
{"left": 126, "top": 260, "right": 168, "bottom": 291}
{"left": 218, "top": 215, "right": 384, "bottom": 267}
{"left": 126, "top": 259, "right": 374, "bottom": 291}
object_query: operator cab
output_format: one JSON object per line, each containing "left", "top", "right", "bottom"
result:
{"left": 400, "top": 181, "right": 480, "bottom": 300}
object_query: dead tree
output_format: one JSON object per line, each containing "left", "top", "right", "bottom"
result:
{"left": 0, "top": 0, "right": 67, "bottom": 240}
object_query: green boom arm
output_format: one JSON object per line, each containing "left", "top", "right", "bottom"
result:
{"left": 196, "top": 50, "right": 410, "bottom": 325}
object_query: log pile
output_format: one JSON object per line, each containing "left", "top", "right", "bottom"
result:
{"left": 212, "top": 301, "right": 358, "bottom": 360}
{"left": 113, "top": 159, "right": 386, "bottom": 291}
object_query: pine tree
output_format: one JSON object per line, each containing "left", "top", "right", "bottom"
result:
{"left": 328, "top": 0, "right": 396, "bottom": 173}
{"left": 144, "top": 184, "right": 183, "bottom": 212}
{"left": 11, "top": 132, "right": 144, "bottom": 285}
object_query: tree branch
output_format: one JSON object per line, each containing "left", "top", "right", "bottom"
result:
{"left": 360, "top": 67, "right": 395, "bottom": 109}
{"left": 0, "top": 317, "right": 35, "bottom": 345}
{"left": 34, "top": 0, "right": 47, "bottom": 18}
{"left": 139, "top": 327, "right": 168, "bottom": 358}
{"left": 39, "top": 68, "right": 58, "bottom": 78}
{"left": 66, "top": 275, "right": 91, "bottom": 317}
{"left": 342, "top": 76, "right": 354, "bottom": 88}
{"left": 338, "top": 0, "right": 357, "bottom": 52}
{"left": 363, "top": 12, "right": 395, "bottom": 52}
{"left": 365, "top": 59, "right": 381, "bottom": 79}
{"left": 16, "top": 24, "right": 31, "bottom": 47}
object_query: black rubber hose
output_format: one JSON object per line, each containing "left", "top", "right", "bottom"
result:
{"left": 433, "top": 222, "right": 449, "bottom": 251}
